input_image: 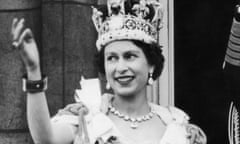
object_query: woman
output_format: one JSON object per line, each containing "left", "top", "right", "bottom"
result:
{"left": 11, "top": 0, "right": 206, "bottom": 144}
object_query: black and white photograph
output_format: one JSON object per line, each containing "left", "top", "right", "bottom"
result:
{"left": 0, "top": 0, "right": 238, "bottom": 144}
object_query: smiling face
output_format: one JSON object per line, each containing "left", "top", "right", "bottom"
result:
{"left": 104, "top": 40, "right": 154, "bottom": 97}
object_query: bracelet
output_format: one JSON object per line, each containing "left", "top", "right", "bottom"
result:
{"left": 22, "top": 74, "right": 48, "bottom": 93}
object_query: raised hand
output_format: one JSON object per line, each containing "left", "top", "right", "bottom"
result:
{"left": 11, "top": 18, "right": 40, "bottom": 73}
{"left": 57, "top": 102, "right": 89, "bottom": 116}
{"left": 73, "top": 108, "right": 90, "bottom": 144}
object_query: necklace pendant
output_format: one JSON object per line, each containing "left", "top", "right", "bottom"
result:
{"left": 130, "top": 122, "right": 138, "bottom": 129}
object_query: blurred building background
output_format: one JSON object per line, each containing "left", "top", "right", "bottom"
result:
{"left": 0, "top": 0, "right": 98, "bottom": 143}
{"left": 175, "top": 0, "right": 236, "bottom": 144}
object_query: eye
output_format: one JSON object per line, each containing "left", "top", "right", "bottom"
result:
{"left": 124, "top": 53, "right": 137, "bottom": 60}
{"left": 106, "top": 55, "right": 118, "bottom": 62}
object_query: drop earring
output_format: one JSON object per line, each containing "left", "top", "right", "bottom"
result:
{"left": 148, "top": 73, "right": 154, "bottom": 85}
{"left": 106, "top": 82, "right": 111, "bottom": 90}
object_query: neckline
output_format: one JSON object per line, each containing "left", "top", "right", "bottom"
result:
{"left": 108, "top": 104, "right": 155, "bottom": 129}
{"left": 105, "top": 108, "right": 168, "bottom": 144}
{"left": 99, "top": 94, "right": 180, "bottom": 143}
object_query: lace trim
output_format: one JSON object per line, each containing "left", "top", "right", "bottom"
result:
{"left": 186, "top": 124, "right": 207, "bottom": 144}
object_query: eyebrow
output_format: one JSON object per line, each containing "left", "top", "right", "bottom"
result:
{"left": 105, "top": 50, "right": 141, "bottom": 55}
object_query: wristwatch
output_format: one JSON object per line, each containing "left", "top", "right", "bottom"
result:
{"left": 22, "top": 74, "right": 48, "bottom": 93}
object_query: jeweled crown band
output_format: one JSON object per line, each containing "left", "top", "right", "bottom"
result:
{"left": 96, "top": 15, "right": 158, "bottom": 49}
{"left": 99, "top": 15, "right": 157, "bottom": 36}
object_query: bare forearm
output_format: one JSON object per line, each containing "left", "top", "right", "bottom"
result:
{"left": 11, "top": 18, "right": 74, "bottom": 143}
{"left": 26, "top": 70, "right": 53, "bottom": 143}
{"left": 27, "top": 92, "right": 53, "bottom": 143}
{"left": 26, "top": 70, "right": 75, "bottom": 144}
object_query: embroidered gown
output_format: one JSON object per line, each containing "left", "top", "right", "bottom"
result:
{"left": 51, "top": 94, "right": 207, "bottom": 144}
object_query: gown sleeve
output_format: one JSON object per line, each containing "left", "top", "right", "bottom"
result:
{"left": 152, "top": 104, "right": 207, "bottom": 144}
{"left": 169, "top": 106, "right": 207, "bottom": 144}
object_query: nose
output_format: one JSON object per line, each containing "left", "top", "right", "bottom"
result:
{"left": 115, "top": 59, "right": 128, "bottom": 73}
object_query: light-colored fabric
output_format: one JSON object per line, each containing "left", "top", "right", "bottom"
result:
{"left": 51, "top": 102, "right": 206, "bottom": 144}
{"left": 52, "top": 94, "right": 206, "bottom": 144}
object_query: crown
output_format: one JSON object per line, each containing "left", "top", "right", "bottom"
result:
{"left": 92, "top": 0, "right": 164, "bottom": 50}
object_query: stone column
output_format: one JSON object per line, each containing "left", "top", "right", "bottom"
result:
{"left": 0, "top": 0, "right": 41, "bottom": 143}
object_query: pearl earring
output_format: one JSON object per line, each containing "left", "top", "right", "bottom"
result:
{"left": 106, "top": 82, "right": 111, "bottom": 90}
{"left": 148, "top": 73, "right": 154, "bottom": 85}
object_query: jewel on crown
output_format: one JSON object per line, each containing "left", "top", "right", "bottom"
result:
{"left": 92, "top": 0, "right": 164, "bottom": 50}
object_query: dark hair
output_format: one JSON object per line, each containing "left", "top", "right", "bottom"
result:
{"left": 95, "top": 40, "right": 164, "bottom": 80}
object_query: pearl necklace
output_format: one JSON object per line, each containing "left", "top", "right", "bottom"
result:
{"left": 108, "top": 105, "right": 155, "bottom": 129}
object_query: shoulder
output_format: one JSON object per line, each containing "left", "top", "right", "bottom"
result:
{"left": 150, "top": 103, "right": 190, "bottom": 124}
{"left": 150, "top": 103, "right": 207, "bottom": 144}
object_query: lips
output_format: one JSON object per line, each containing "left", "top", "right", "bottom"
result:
{"left": 114, "top": 75, "right": 135, "bottom": 85}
